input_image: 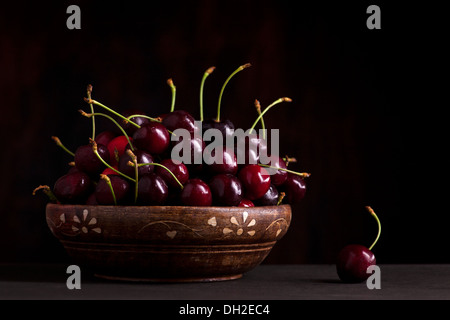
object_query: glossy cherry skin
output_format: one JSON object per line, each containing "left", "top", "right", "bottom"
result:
{"left": 101, "top": 166, "right": 119, "bottom": 176}
{"left": 180, "top": 179, "right": 212, "bottom": 206}
{"left": 118, "top": 148, "right": 154, "bottom": 178}
{"left": 95, "top": 175, "right": 130, "bottom": 205}
{"left": 336, "top": 244, "right": 376, "bottom": 283}
{"left": 107, "top": 135, "right": 133, "bottom": 166}
{"left": 155, "top": 158, "right": 189, "bottom": 189}
{"left": 238, "top": 199, "right": 255, "bottom": 207}
{"left": 238, "top": 164, "right": 271, "bottom": 200}
{"left": 208, "top": 173, "right": 243, "bottom": 206}
{"left": 53, "top": 171, "right": 92, "bottom": 204}
{"left": 254, "top": 184, "right": 279, "bottom": 206}
{"left": 132, "top": 122, "right": 170, "bottom": 155}
{"left": 204, "top": 147, "right": 238, "bottom": 175}
{"left": 170, "top": 133, "right": 205, "bottom": 168}
{"left": 121, "top": 109, "right": 151, "bottom": 136}
{"left": 235, "top": 133, "right": 267, "bottom": 165}
{"left": 162, "top": 110, "right": 197, "bottom": 134}
{"left": 95, "top": 130, "right": 116, "bottom": 147}
{"left": 137, "top": 173, "right": 169, "bottom": 205}
{"left": 74, "top": 143, "right": 110, "bottom": 176}
{"left": 265, "top": 155, "right": 288, "bottom": 186}
{"left": 280, "top": 173, "right": 306, "bottom": 204}
{"left": 202, "top": 118, "right": 235, "bottom": 144}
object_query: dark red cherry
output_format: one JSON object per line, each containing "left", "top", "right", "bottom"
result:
{"left": 336, "top": 206, "right": 381, "bottom": 283}
{"left": 205, "top": 147, "right": 238, "bottom": 175}
{"left": 170, "top": 133, "right": 205, "bottom": 168}
{"left": 238, "top": 199, "right": 255, "bottom": 207}
{"left": 67, "top": 165, "right": 80, "bottom": 174}
{"left": 95, "top": 175, "right": 130, "bottom": 205}
{"left": 235, "top": 133, "right": 267, "bottom": 165}
{"left": 53, "top": 171, "right": 92, "bottom": 204}
{"left": 254, "top": 184, "right": 279, "bottom": 206}
{"left": 336, "top": 244, "right": 376, "bottom": 283}
{"left": 137, "top": 173, "right": 169, "bottom": 205}
{"left": 132, "top": 122, "right": 170, "bottom": 155}
{"left": 95, "top": 130, "right": 116, "bottom": 147}
{"left": 180, "top": 179, "right": 212, "bottom": 206}
{"left": 162, "top": 110, "right": 197, "bottom": 134}
{"left": 266, "top": 155, "right": 288, "bottom": 186}
{"left": 74, "top": 143, "right": 109, "bottom": 176}
{"left": 107, "top": 135, "right": 133, "bottom": 166}
{"left": 121, "top": 109, "right": 151, "bottom": 136}
{"left": 155, "top": 158, "right": 189, "bottom": 189}
{"left": 238, "top": 164, "right": 271, "bottom": 200}
{"left": 208, "top": 173, "right": 243, "bottom": 206}
{"left": 118, "top": 149, "right": 154, "bottom": 178}
{"left": 202, "top": 119, "right": 235, "bottom": 144}
{"left": 280, "top": 173, "right": 306, "bottom": 204}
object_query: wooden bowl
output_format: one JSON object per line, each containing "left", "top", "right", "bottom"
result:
{"left": 46, "top": 203, "right": 292, "bottom": 282}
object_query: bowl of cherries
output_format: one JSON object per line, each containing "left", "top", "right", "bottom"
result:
{"left": 35, "top": 64, "right": 310, "bottom": 282}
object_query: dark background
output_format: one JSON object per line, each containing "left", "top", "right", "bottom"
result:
{"left": 0, "top": 1, "right": 447, "bottom": 265}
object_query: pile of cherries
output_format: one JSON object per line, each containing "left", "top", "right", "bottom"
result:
{"left": 35, "top": 64, "right": 310, "bottom": 207}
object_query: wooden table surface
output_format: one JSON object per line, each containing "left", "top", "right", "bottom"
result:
{"left": 1, "top": 263, "right": 449, "bottom": 301}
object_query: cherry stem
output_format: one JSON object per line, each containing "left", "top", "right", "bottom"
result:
{"left": 124, "top": 114, "right": 177, "bottom": 137}
{"left": 32, "top": 185, "right": 59, "bottom": 203}
{"left": 133, "top": 162, "right": 184, "bottom": 190}
{"left": 216, "top": 63, "right": 251, "bottom": 122}
{"left": 199, "top": 66, "right": 215, "bottom": 122}
{"left": 249, "top": 97, "right": 292, "bottom": 133}
{"left": 167, "top": 78, "right": 176, "bottom": 112}
{"left": 80, "top": 110, "right": 135, "bottom": 151}
{"left": 84, "top": 98, "right": 140, "bottom": 128}
{"left": 126, "top": 149, "right": 139, "bottom": 204}
{"left": 283, "top": 155, "right": 297, "bottom": 167}
{"left": 100, "top": 174, "right": 117, "bottom": 205}
{"left": 86, "top": 84, "right": 95, "bottom": 140}
{"left": 125, "top": 114, "right": 162, "bottom": 123}
{"left": 124, "top": 114, "right": 175, "bottom": 135}
{"left": 277, "top": 192, "right": 286, "bottom": 206}
{"left": 51, "top": 136, "right": 75, "bottom": 157}
{"left": 254, "top": 99, "right": 266, "bottom": 140}
{"left": 90, "top": 139, "right": 136, "bottom": 183}
{"left": 366, "top": 206, "right": 381, "bottom": 251}
{"left": 258, "top": 164, "right": 311, "bottom": 178}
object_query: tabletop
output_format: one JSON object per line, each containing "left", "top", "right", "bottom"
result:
{"left": 1, "top": 263, "right": 449, "bottom": 301}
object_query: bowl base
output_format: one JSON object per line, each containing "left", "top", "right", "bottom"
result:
{"left": 94, "top": 273, "right": 243, "bottom": 283}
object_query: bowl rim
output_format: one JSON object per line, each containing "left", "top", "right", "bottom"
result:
{"left": 46, "top": 203, "right": 291, "bottom": 211}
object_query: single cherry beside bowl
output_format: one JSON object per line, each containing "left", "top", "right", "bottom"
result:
{"left": 336, "top": 206, "right": 381, "bottom": 283}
